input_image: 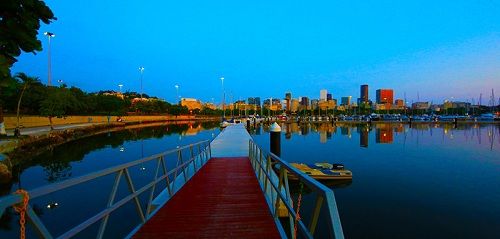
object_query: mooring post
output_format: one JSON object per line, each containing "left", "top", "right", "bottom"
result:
{"left": 270, "top": 122, "right": 281, "bottom": 157}
{"left": 247, "top": 119, "right": 251, "bottom": 129}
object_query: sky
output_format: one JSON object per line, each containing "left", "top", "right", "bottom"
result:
{"left": 12, "top": 0, "right": 500, "bottom": 105}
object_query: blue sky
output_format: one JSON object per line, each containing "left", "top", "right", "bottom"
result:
{"left": 12, "top": 0, "right": 500, "bottom": 104}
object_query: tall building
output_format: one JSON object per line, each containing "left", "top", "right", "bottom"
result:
{"left": 320, "top": 89, "right": 328, "bottom": 101}
{"left": 291, "top": 99, "right": 300, "bottom": 113}
{"left": 395, "top": 99, "right": 405, "bottom": 108}
{"left": 247, "top": 97, "right": 261, "bottom": 106}
{"left": 248, "top": 97, "right": 256, "bottom": 105}
{"left": 376, "top": 89, "right": 394, "bottom": 104}
{"left": 341, "top": 96, "right": 352, "bottom": 106}
{"left": 285, "top": 92, "right": 292, "bottom": 112}
{"left": 360, "top": 85, "right": 369, "bottom": 103}
{"left": 300, "top": 97, "right": 309, "bottom": 107}
{"left": 311, "top": 99, "right": 319, "bottom": 109}
{"left": 327, "top": 93, "right": 332, "bottom": 101}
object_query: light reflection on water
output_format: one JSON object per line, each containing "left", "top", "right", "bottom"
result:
{"left": 251, "top": 122, "right": 500, "bottom": 239}
{"left": 0, "top": 121, "right": 220, "bottom": 238}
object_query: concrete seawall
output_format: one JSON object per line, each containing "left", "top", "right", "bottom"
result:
{"left": 3, "top": 115, "right": 217, "bottom": 129}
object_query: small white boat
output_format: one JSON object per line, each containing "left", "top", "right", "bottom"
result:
{"left": 220, "top": 121, "right": 231, "bottom": 128}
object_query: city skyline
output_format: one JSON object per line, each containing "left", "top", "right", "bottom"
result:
{"left": 10, "top": 1, "right": 500, "bottom": 104}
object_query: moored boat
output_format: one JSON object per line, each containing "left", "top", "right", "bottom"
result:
{"left": 288, "top": 162, "right": 352, "bottom": 180}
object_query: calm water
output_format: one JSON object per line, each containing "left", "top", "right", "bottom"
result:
{"left": 1, "top": 122, "right": 499, "bottom": 238}
{"left": 251, "top": 122, "right": 500, "bottom": 239}
{"left": 0, "top": 121, "right": 220, "bottom": 238}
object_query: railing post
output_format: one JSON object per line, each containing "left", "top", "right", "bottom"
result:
{"left": 208, "top": 141, "right": 212, "bottom": 159}
{"left": 190, "top": 145, "right": 196, "bottom": 171}
{"left": 160, "top": 156, "right": 173, "bottom": 197}
{"left": 197, "top": 144, "right": 203, "bottom": 168}
{"left": 264, "top": 155, "right": 272, "bottom": 193}
{"left": 124, "top": 168, "right": 146, "bottom": 223}
{"left": 309, "top": 195, "right": 324, "bottom": 236}
{"left": 97, "top": 170, "right": 123, "bottom": 238}
{"left": 146, "top": 157, "right": 163, "bottom": 216}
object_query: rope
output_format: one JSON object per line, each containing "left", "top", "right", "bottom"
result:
{"left": 293, "top": 182, "right": 304, "bottom": 239}
{"left": 13, "top": 189, "right": 29, "bottom": 239}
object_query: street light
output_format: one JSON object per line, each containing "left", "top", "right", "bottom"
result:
{"left": 139, "top": 67, "right": 145, "bottom": 99}
{"left": 174, "top": 84, "right": 180, "bottom": 104}
{"left": 44, "top": 32, "right": 55, "bottom": 86}
{"left": 220, "top": 77, "right": 225, "bottom": 120}
{"left": 118, "top": 84, "right": 123, "bottom": 93}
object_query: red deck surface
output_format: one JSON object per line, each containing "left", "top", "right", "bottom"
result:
{"left": 134, "top": 157, "right": 281, "bottom": 239}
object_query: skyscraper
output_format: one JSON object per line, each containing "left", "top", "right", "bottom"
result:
{"left": 248, "top": 97, "right": 261, "bottom": 106}
{"left": 327, "top": 93, "right": 332, "bottom": 101}
{"left": 285, "top": 92, "right": 292, "bottom": 112}
{"left": 320, "top": 89, "right": 328, "bottom": 101}
{"left": 341, "top": 96, "right": 352, "bottom": 106}
{"left": 376, "top": 89, "right": 394, "bottom": 104}
{"left": 360, "top": 85, "right": 369, "bottom": 103}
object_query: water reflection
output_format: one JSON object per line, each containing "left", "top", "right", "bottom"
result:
{"left": 0, "top": 121, "right": 219, "bottom": 238}
{"left": 256, "top": 122, "right": 500, "bottom": 150}
{"left": 4, "top": 121, "right": 219, "bottom": 193}
{"left": 250, "top": 122, "right": 500, "bottom": 239}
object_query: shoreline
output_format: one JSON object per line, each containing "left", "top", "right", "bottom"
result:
{"left": 0, "top": 118, "right": 219, "bottom": 182}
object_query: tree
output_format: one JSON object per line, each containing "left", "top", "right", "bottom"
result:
{"left": 0, "top": 0, "right": 56, "bottom": 135}
{"left": 14, "top": 73, "right": 39, "bottom": 136}
{"left": 0, "top": 0, "right": 56, "bottom": 78}
{"left": 0, "top": 76, "right": 18, "bottom": 134}
{"left": 40, "top": 87, "right": 78, "bottom": 130}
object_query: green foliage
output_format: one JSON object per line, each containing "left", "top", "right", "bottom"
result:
{"left": 40, "top": 87, "right": 78, "bottom": 118}
{"left": 169, "top": 105, "right": 189, "bottom": 116}
{"left": 0, "top": 76, "right": 19, "bottom": 109}
{"left": 0, "top": 0, "right": 56, "bottom": 78}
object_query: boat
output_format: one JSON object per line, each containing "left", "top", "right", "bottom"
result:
{"left": 219, "top": 121, "right": 231, "bottom": 128}
{"left": 477, "top": 113, "right": 499, "bottom": 121}
{"left": 288, "top": 162, "right": 352, "bottom": 180}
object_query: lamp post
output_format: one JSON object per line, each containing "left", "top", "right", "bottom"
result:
{"left": 383, "top": 97, "right": 388, "bottom": 115}
{"left": 220, "top": 77, "right": 225, "bottom": 120}
{"left": 174, "top": 84, "right": 179, "bottom": 105}
{"left": 139, "top": 67, "right": 145, "bottom": 99}
{"left": 44, "top": 32, "right": 55, "bottom": 86}
{"left": 118, "top": 84, "right": 123, "bottom": 93}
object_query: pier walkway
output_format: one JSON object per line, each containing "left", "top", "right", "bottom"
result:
{"left": 0, "top": 124, "right": 344, "bottom": 239}
{"left": 133, "top": 124, "right": 280, "bottom": 238}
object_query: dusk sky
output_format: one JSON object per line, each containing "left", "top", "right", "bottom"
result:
{"left": 12, "top": 0, "right": 500, "bottom": 105}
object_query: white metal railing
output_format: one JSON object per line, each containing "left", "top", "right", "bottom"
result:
{"left": 249, "top": 140, "right": 344, "bottom": 239}
{"left": 0, "top": 140, "right": 211, "bottom": 239}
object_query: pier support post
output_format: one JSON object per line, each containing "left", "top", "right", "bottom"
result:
{"left": 270, "top": 122, "right": 281, "bottom": 157}
{"left": 246, "top": 119, "right": 251, "bottom": 130}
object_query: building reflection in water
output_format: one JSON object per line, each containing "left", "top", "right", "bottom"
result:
{"left": 358, "top": 126, "right": 369, "bottom": 148}
{"left": 375, "top": 124, "right": 394, "bottom": 144}
{"left": 262, "top": 122, "right": 499, "bottom": 150}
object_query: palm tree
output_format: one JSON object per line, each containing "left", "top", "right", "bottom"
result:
{"left": 14, "top": 73, "right": 39, "bottom": 136}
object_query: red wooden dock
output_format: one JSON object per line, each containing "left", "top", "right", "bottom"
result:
{"left": 133, "top": 157, "right": 281, "bottom": 239}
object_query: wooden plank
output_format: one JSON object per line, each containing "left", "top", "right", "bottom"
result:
{"left": 133, "top": 157, "right": 280, "bottom": 239}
